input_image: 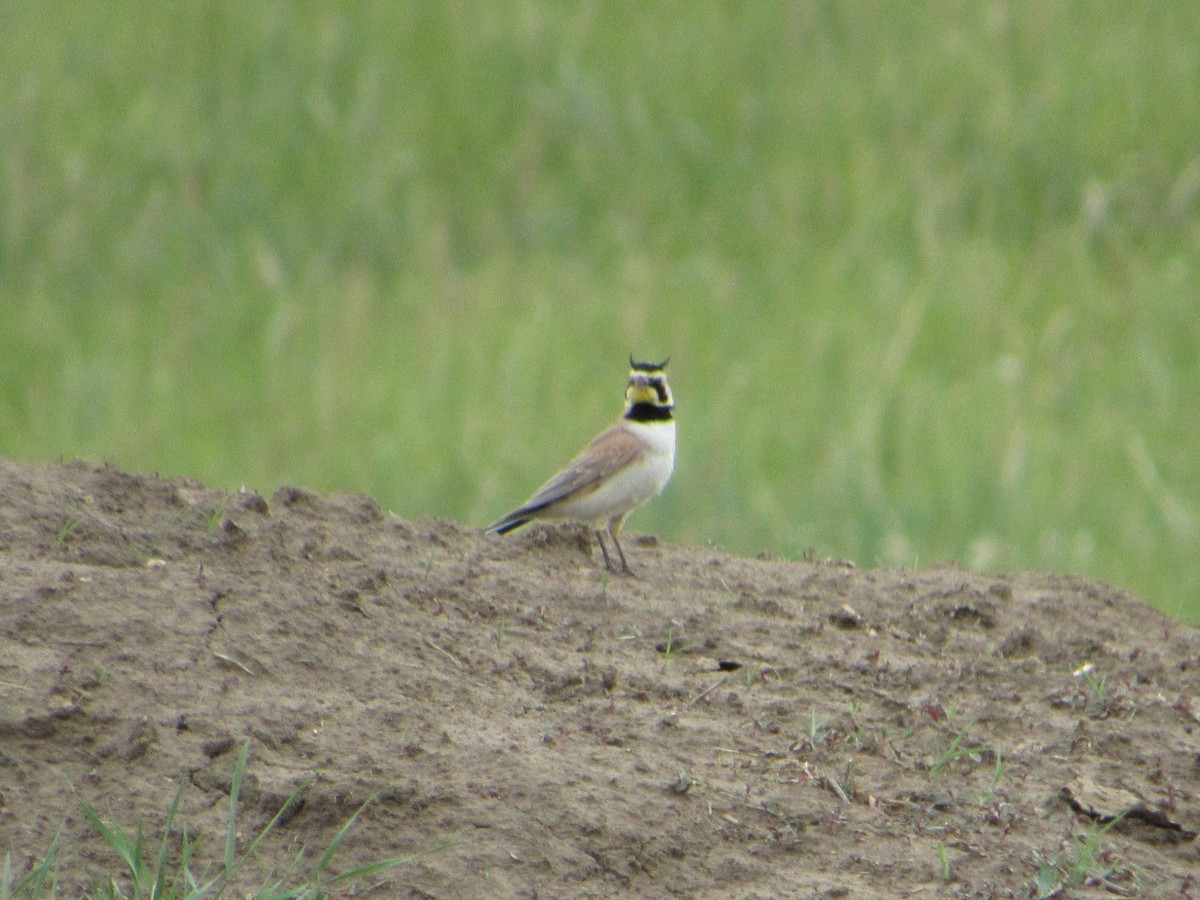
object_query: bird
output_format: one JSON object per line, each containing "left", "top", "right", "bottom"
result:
{"left": 487, "top": 357, "right": 675, "bottom": 575}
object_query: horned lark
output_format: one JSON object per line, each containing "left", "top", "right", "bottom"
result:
{"left": 487, "top": 357, "right": 675, "bottom": 575}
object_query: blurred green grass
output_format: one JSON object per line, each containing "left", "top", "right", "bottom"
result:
{"left": 2, "top": 3, "right": 1198, "bottom": 621}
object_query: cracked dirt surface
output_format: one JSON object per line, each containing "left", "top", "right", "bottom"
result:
{"left": 1, "top": 457, "right": 1199, "bottom": 897}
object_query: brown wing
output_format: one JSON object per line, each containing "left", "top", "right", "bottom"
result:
{"left": 515, "top": 424, "right": 644, "bottom": 515}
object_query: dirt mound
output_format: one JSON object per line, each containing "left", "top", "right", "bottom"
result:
{"left": 1, "top": 458, "right": 1198, "bottom": 897}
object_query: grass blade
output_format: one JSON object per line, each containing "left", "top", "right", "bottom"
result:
{"left": 236, "top": 778, "right": 313, "bottom": 870}
{"left": 225, "top": 742, "right": 250, "bottom": 873}
{"left": 312, "top": 790, "right": 380, "bottom": 877}
{"left": 0, "top": 844, "right": 61, "bottom": 900}
{"left": 151, "top": 777, "right": 187, "bottom": 900}
{"left": 318, "top": 841, "right": 455, "bottom": 888}
{"left": 79, "top": 801, "right": 144, "bottom": 887}
{"left": 171, "top": 827, "right": 202, "bottom": 899}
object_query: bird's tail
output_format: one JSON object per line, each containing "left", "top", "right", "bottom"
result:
{"left": 487, "top": 513, "right": 531, "bottom": 535}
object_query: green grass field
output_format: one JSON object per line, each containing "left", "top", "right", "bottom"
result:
{"left": 3, "top": 3, "right": 1198, "bottom": 622}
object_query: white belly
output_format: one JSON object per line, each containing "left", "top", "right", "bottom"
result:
{"left": 553, "top": 420, "right": 675, "bottom": 525}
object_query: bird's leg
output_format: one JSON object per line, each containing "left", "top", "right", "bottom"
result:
{"left": 608, "top": 517, "right": 636, "bottom": 577}
{"left": 594, "top": 529, "right": 618, "bottom": 572}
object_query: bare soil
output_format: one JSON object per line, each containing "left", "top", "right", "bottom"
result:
{"left": 1, "top": 458, "right": 1198, "bottom": 898}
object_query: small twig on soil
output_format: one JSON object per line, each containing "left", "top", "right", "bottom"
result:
{"left": 1097, "top": 877, "right": 1135, "bottom": 897}
{"left": 823, "top": 774, "right": 851, "bottom": 805}
{"left": 423, "top": 636, "right": 464, "bottom": 668}
{"left": 833, "top": 680, "right": 906, "bottom": 708}
{"left": 212, "top": 651, "right": 256, "bottom": 675}
{"left": 687, "top": 675, "right": 728, "bottom": 706}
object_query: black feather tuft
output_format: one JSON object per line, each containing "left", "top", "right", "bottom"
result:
{"left": 629, "top": 355, "right": 669, "bottom": 372}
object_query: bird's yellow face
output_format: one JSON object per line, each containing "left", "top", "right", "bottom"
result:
{"left": 625, "top": 361, "right": 673, "bottom": 411}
